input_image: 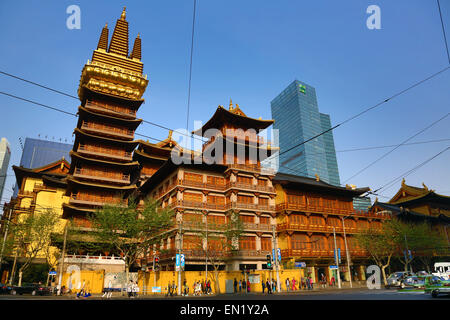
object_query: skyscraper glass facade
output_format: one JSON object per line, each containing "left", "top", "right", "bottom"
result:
{"left": 0, "top": 138, "right": 11, "bottom": 201}
{"left": 13, "top": 138, "right": 72, "bottom": 196}
{"left": 271, "top": 80, "right": 341, "bottom": 186}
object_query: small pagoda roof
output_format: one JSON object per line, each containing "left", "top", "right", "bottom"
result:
{"left": 13, "top": 158, "right": 70, "bottom": 190}
{"left": 274, "top": 172, "right": 369, "bottom": 198}
{"left": 388, "top": 179, "right": 450, "bottom": 206}
{"left": 62, "top": 203, "right": 96, "bottom": 219}
{"left": 73, "top": 128, "right": 139, "bottom": 149}
{"left": 77, "top": 106, "right": 142, "bottom": 129}
{"left": 133, "top": 148, "right": 169, "bottom": 162}
{"left": 370, "top": 201, "right": 450, "bottom": 224}
{"left": 192, "top": 102, "right": 274, "bottom": 136}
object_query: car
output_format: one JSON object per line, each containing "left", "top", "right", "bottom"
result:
{"left": 399, "top": 276, "right": 426, "bottom": 289}
{"left": 424, "top": 275, "right": 450, "bottom": 298}
{"left": 10, "top": 283, "right": 53, "bottom": 296}
{"left": 386, "top": 272, "right": 415, "bottom": 288}
{"left": 415, "top": 270, "right": 429, "bottom": 276}
{"left": 0, "top": 283, "right": 13, "bottom": 295}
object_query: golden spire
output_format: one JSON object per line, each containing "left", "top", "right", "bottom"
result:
{"left": 96, "top": 23, "right": 109, "bottom": 51}
{"left": 108, "top": 8, "right": 129, "bottom": 57}
{"left": 130, "top": 33, "right": 142, "bottom": 60}
{"left": 229, "top": 98, "right": 233, "bottom": 110}
{"left": 121, "top": 7, "right": 126, "bottom": 20}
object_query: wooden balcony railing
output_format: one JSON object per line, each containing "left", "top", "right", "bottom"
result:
{"left": 78, "top": 144, "right": 132, "bottom": 160}
{"left": 74, "top": 168, "right": 130, "bottom": 183}
{"left": 169, "top": 200, "right": 227, "bottom": 211}
{"left": 70, "top": 193, "right": 127, "bottom": 206}
{"left": 227, "top": 164, "right": 275, "bottom": 175}
{"left": 85, "top": 100, "right": 136, "bottom": 119}
{"left": 277, "top": 223, "right": 362, "bottom": 234}
{"left": 227, "top": 202, "right": 275, "bottom": 212}
{"left": 81, "top": 121, "right": 134, "bottom": 139}
{"left": 226, "top": 182, "right": 275, "bottom": 193}
{"left": 281, "top": 248, "right": 368, "bottom": 258}
{"left": 276, "top": 202, "right": 390, "bottom": 219}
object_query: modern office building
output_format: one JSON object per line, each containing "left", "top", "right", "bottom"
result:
{"left": 271, "top": 80, "right": 341, "bottom": 186}
{"left": 13, "top": 138, "right": 72, "bottom": 196}
{"left": 0, "top": 138, "right": 11, "bottom": 201}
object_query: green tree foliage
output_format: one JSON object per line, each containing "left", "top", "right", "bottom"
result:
{"left": 89, "top": 197, "right": 175, "bottom": 287}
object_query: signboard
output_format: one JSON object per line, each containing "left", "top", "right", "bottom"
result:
{"left": 180, "top": 254, "right": 185, "bottom": 268}
{"left": 176, "top": 254, "right": 180, "bottom": 271}
{"left": 330, "top": 265, "right": 338, "bottom": 269}
{"left": 334, "top": 249, "right": 341, "bottom": 263}
{"left": 248, "top": 274, "right": 260, "bottom": 284}
{"left": 48, "top": 271, "right": 57, "bottom": 275}
{"left": 277, "top": 248, "right": 281, "bottom": 262}
{"left": 294, "top": 262, "right": 306, "bottom": 268}
{"left": 152, "top": 286, "right": 161, "bottom": 293}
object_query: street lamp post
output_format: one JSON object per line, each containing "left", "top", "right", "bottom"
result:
{"left": 178, "top": 221, "right": 182, "bottom": 296}
{"left": 332, "top": 227, "right": 341, "bottom": 289}
{"left": 341, "top": 216, "right": 352, "bottom": 288}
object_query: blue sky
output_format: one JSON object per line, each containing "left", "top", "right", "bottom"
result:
{"left": 0, "top": 0, "right": 449, "bottom": 204}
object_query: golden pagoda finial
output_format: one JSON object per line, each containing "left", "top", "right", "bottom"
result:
{"left": 229, "top": 98, "right": 233, "bottom": 110}
{"left": 315, "top": 173, "right": 320, "bottom": 181}
{"left": 121, "top": 7, "right": 127, "bottom": 20}
{"left": 422, "top": 182, "right": 428, "bottom": 190}
{"left": 168, "top": 130, "right": 173, "bottom": 140}
{"left": 108, "top": 8, "right": 130, "bottom": 56}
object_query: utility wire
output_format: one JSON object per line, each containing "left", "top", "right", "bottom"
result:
{"left": 437, "top": 0, "right": 450, "bottom": 65}
{"left": 370, "top": 146, "right": 450, "bottom": 195}
{"left": 279, "top": 66, "right": 450, "bottom": 157}
{"left": 185, "top": 0, "right": 197, "bottom": 134}
{"left": 343, "top": 112, "right": 450, "bottom": 183}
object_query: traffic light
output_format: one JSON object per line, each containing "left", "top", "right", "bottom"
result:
{"left": 266, "top": 254, "right": 272, "bottom": 269}
{"left": 154, "top": 256, "right": 160, "bottom": 271}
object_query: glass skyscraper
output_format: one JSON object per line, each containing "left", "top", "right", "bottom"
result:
{"left": 13, "top": 138, "right": 73, "bottom": 196}
{"left": 271, "top": 80, "right": 341, "bottom": 186}
{"left": 0, "top": 138, "right": 11, "bottom": 202}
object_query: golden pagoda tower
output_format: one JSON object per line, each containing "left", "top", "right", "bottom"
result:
{"left": 63, "top": 8, "right": 149, "bottom": 228}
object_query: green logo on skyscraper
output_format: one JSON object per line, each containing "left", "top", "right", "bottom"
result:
{"left": 299, "top": 84, "right": 306, "bottom": 94}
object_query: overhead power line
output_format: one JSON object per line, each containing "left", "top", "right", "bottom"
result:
{"left": 185, "top": 0, "right": 197, "bottom": 134}
{"left": 370, "top": 146, "right": 450, "bottom": 195}
{"left": 278, "top": 66, "right": 450, "bottom": 157}
{"left": 343, "top": 112, "right": 450, "bottom": 183}
{"left": 437, "top": 0, "right": 450, "bottom": 65}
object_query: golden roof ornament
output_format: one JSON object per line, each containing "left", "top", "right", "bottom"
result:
{"left": 422, "top": 182, "right": 428, "bottom": 190}
{"left": 121, "top": 7, "right": 126, "bottom": 20}
{"left": 229, "top": 99, "right": 233, "bottom": 110}
{"left": 401, "top": 178, "right": 406, "bottom": 186}
{"left": 315, "top": 173, "right": 320, "bottom": 181}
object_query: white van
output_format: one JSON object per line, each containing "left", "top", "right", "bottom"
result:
{"left": 432, "top": 262, "right": 450, "bottom": 280}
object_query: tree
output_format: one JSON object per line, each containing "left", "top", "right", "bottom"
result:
{"left": 9, "top": 209, "right": 59, "bottom": 286}
{"left": 89, "top": 197, "right": 175, "bottom": 291}
{"left": 192, "top": 211, "right": 244, "bottom": 294}
{"left": 355, "top": 219, "right": 398, "bottom": 285}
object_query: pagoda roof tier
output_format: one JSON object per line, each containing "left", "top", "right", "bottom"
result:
{"left": 62, "top": 203, "right": 96, "bottom": 219}
{"left": 192, "top": 105, "right": 274, "bottom": 136}
{"left": 80, "top": 86, "right": 145, "bottom": 109}
{"left": 66, "top": 176, "right": 137, "bottom": 191}
{"left": 77, "top": 106, "right": 142, "bottom": 129}
{"left": 139, "top": 158, "right": 227, "bottom": 195}
{"left": 133, "top": 148, "right": 169, "bottom": 163}
{"left": 69, "top": 151, "right": 139, "bottom": 170}
{"left": 274, "top": 172, "right": 369, "bottom": 198}
{"left": 73, "top": 128, "right": 139, "bottom": 150}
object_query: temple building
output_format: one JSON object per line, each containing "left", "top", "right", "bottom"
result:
{"left": 138, "top": 101, "right": 278, "bottom": 271}
{"left": 62, "top": 8, "right": 149, "bottom": 229}
{"left": 370, "top": 179, "right": 450, "bottom": 243}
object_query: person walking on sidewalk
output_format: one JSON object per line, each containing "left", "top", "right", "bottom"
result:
{"left": 285, "top": 278, "right": 290, "bottom": 292}
{"left": 234, "top": 278, "right": 238, "bottom": 293}
{"left": 262, "top": 280, "right": 266, "bottom": 293}
{"left": 292, "top": 278, "right": 297, "bottom": 291}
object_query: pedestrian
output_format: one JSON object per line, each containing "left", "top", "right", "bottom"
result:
{"left": 242, "top": 279, "right": 246, "bottom": 292}
{"left": 247, "top": 279, "right": 250, "bottom": 293}
{"left": 127, "top": 280, "right": 135, "bottom": 298}
{"left": 183, "top": 279, "right": 187, "bottom": 296}
{"left": 272, "top": 279, "right": 276, "bottom": 293}
{"left": 285, "top": 278, "right": 290, "bottom": 292}
{"left": 292, "top": 278, "right": 297, "bottom": 291}
{"left": 331, "top": 276, "right": 335, "bottom": 287}
{"left": 262, "top": 280, "right": 266, "bottom": 293}
{"left": 310, "top": 277, "right": 314, "bottom": 290}
{"left": 239, "top": 279, "right": 242, "bottom": 293}
{"left": 234, "top": 278, "right": 238, "bottom": 293}
{"left": 207, "top": 280, "right": 211, "bottom": 294}
{"left": 133, "top": 281, "right": 139, "bottom": 297}
{"left": 266, "top": 280, "right": 272, "bottom": 294}
{"left": 306, "top": 277, "right": 311, "bottom": 290}
{"left": 172, "top": 281, "right": 177, "bottom": 296}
